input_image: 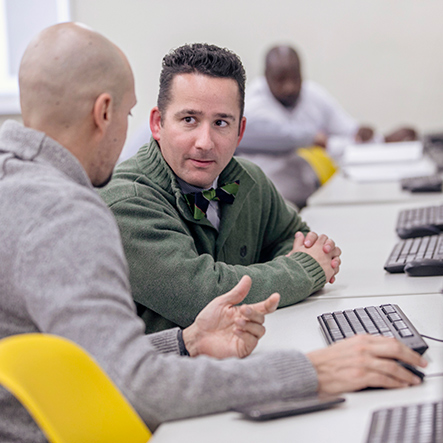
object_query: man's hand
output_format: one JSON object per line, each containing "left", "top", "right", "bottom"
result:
{"left": 287, "top": 231, "right": 341, "bottom": 283}
{"left": 355, "top": 126, "right": 374, "bottom": 142}
{"left": 313, "top": 132, "right": 328, "bottom": 148}
{"left": 385, "top": 127, "right": 418, "bottom": 143}
{"left": 307, "top": 335, "right": 427, "bottom": 393}
{"left": 182, "top": 276, "right": 280, "bottom": 359}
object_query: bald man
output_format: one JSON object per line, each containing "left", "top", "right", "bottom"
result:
{"left": 236, "top": 45, "right": 417, "bottom": 206}
{"left": 0, "top": 24, "right": 426, "bottom": 442}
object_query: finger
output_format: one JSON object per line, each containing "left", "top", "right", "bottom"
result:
{"left": 304, "top": 231, "right": 318, "bottom": 248}
{"left": 352, "top": 335, "right": 427, "bottom": 371}
{"left": 323, "top": 238, "right": 335, "bottom": 254}
{"left": 233, "top": 330, "right": 259, "bottom": 358}
{"left": 316, "top": 234, "right": 328, "bottom": 246}
{"left": 215, "top": 275, "right": 252, "bottom": 307}
{"left": 331, "top": 246, "right": 342, "bottom": 259}
{"left": 245, "top": 292, "right": 280, "bottom": 317}
{"left": 366, "top": 336, "right": 427, "bottom": 368}
{"left": 329, "top": 276, "right": 335, "bottom": 284}
{"left": 235, "top": 319, "right": 266, "bottom": 339}
{"left": 358, "top": 357, "right": 423, "bottom": 389}
{"left": 331, "top": 257, "right": 341, "bottom": 269}
{"left": 239, "top": 305, "right": 265, "bottom": 325}
{"left": 359, "top": 371, "right": 411, "bottom": 390}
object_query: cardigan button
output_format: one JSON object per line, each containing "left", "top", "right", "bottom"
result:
{"left": 240, "top": 245, "right": 247, "bottom": 257}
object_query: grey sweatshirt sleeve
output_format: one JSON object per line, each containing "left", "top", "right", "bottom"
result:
{"left": 15, "top": 190, "right": 318, "bottom": 431}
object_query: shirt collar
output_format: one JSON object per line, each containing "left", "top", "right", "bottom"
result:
{"left": 176, "top": 176, "right": 219, "bottom": 194}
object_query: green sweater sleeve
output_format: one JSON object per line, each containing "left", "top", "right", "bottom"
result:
{"left": 105, "top": 190, "right": 325, "bottom": 332}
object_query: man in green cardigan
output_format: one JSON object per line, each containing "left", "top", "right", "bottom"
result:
{"left": 100, "top": 43, "right": 342, "bottom": 333}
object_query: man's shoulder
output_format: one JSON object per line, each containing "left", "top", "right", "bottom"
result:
{"left": 233, "top": 155, "right": 268, "bottom": 178}
{"left": 99, "top": 176, "right": 139, "bottom": 207}
{"left": 100, "top": 142, "right": 174, "bottom": 208}
{"left": 99, "top": 156, "right": 153, "bottom": 206}
{"left": 230, "top": 156, "right": 281, "bottom": 196}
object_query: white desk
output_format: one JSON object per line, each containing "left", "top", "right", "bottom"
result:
{"left": 301, "top": 201, "right": 443, "bottom": 298}
{"left": 152, "top": 294, "right": 443, "bottom": 443}
{"left": 307, "top": 173, "right": 443, "bottom": 207}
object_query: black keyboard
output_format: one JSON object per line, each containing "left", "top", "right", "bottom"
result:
{"left": 366, "top": 400, "right": 443, "bottom": 443}
{"left": 400, "top": 175, "right": 442, "bottom": 193}
{"left": 384, "top": 234, "right": 443, "bottom": 273}
{"left": 396, "top": 204, "right": 443, "bottom": 239}
{"left": 317, "top": 304, "right": 428, "bottom": 354}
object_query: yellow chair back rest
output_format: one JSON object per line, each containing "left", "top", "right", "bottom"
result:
{"left": 0, "top": 334, "right": 151, "bottom": 443}
{"left": 298, "top": 146, "right": 338, "bottom": 185}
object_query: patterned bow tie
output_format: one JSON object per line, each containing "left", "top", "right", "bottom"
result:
{"left": 184, "top": 180, "right": 240, "bottom": 220}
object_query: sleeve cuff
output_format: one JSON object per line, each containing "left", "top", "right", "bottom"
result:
{"left": 177, "top": 329, "right": 190, "bottom": 356}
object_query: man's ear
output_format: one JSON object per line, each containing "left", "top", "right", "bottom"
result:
{"left": 150, "top": 107, "right": 162, "bottom": 141}
{"left": 236, "top": 116, "right": 247, "bottom": 146}
{"left": 93, "top": 93, "right": 113, "bottom": 134}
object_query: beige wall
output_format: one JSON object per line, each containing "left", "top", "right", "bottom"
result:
{"left": 8, "top": 1, "right": 443, "bottom": 140}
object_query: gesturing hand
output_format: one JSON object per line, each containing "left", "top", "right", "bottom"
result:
{"left": 182, "top": 276, "right": 280, "bottom": 359}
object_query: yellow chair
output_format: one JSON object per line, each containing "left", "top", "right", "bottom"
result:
{"left": 0, "top": 333, "right": 151, "bottom": 443}
{"left": 297, "top": 146, "right": 338, "bottom": 185}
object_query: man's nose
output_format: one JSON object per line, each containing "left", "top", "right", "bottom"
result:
{"left": 195, "top": 123, "right": 215, "bottom": 150}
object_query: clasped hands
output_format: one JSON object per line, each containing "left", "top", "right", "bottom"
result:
{"left": 287, "top": 231, "right": 341, "bottom": 283}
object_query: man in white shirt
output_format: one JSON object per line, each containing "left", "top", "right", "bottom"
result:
{"left": 236, "top": 45, "right": 417, "bottom": 207}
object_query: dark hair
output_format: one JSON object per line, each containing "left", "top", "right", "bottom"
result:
{"left": 157, "top": 43, "right": 246, "bottom": 121}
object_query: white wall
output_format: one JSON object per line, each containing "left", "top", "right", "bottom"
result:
{"left": 14, "top": 0, "right": 443, "bottom": 138}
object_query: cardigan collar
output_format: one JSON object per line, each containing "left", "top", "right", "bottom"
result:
{"left": 134, "top": 137, "right": 255, "bottom": 230}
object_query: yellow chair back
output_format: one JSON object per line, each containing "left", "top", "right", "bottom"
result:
{"left": 0, "top": 334, "right": 151, "bottom": 443}
{"left": 298, "top": 146, "right": 338, "bottom": 185}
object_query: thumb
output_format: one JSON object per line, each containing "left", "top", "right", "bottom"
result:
{"left": 263, "top": 292, "right": 280, "bottom": 314}
{"left": 216, "top": 275, "right": 252, "bottom": 307}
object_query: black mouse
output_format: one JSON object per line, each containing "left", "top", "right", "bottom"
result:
{"left": 398, "top": 361, "right": 425, "bottom": 381}
{"left": 404, "top": 259, "right": 443, "bottom": 277}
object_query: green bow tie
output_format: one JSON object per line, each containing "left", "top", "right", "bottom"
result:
{"left": 184, "top": 180, "right": 240, "bottom": 220}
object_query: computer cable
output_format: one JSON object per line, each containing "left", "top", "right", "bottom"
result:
{"left": 418, "top": 333, "right": 443, "bottom": 377}
{"left": 420, "top": 334, "right": 443, "bottom": 343}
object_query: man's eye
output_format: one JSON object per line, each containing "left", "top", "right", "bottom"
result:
{"left": 184, "top": 116, "right": 195, "bottom": 123}
{"left": 215, "top": 120, "right": 228, "bottom": 127}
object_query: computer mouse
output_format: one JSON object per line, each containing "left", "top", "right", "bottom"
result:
{"left": 398, "top": 362, "right": 425, "bottom": 381}
{"left": 397, "top": 225, "right": 441, "bottom": 239}
{"left": 404, "top": 259, "right": 443, "bottom": 277}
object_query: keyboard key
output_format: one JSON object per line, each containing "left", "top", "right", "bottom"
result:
{"left": 381, "top": 304, "right": 396, "bottom": 314}
{"left": 399, "top": 328, "right": 413, "bottom": 338}
{"left": 393, "top": 320, "right": 408, "bottom": 330}
{"left": 387, "top": 313, "right": 401, "bottom": 322}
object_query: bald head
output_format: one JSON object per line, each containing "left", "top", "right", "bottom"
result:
{"left": 19, "top": 22, "right": 133, "bottom": 132}
{"left": 264, "top": 45, "right": 302, "bottom": 108}
{"left": 19, "top": 23, "right": 136, "bottom": 187}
